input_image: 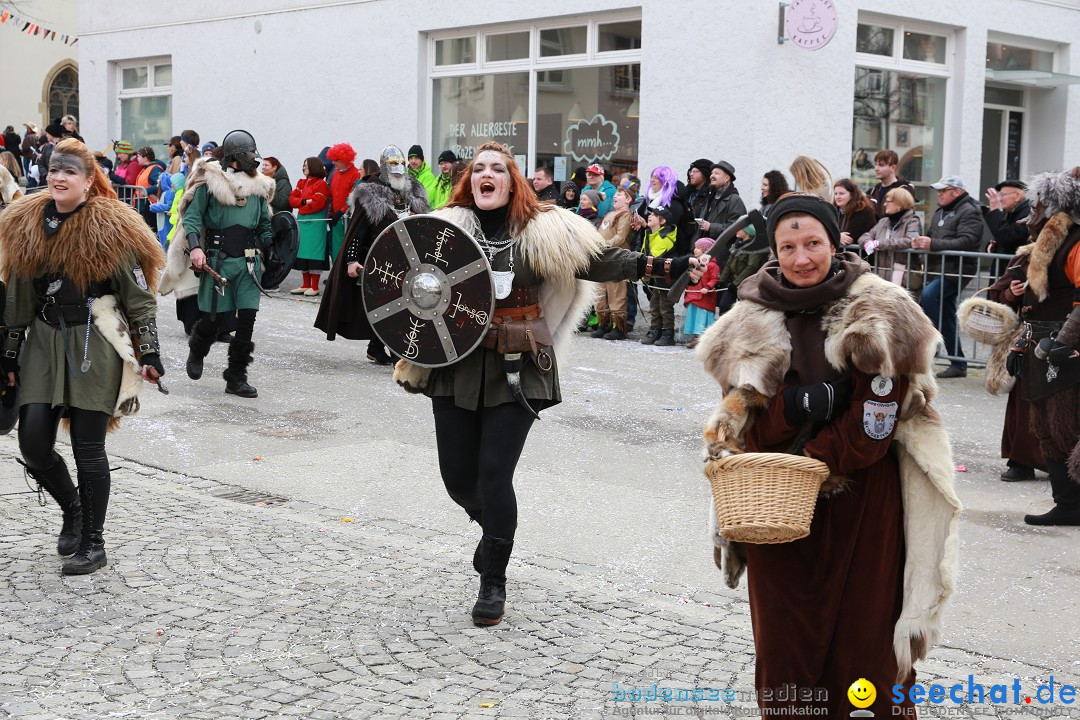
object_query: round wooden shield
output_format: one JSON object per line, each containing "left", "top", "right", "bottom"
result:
{"left": 361, "top": 215, "right": 494, "bottom": 368}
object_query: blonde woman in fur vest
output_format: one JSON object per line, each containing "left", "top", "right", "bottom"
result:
{"left": 392, "top": 142, "right": 695, "bottom": 626}
{"left": 698, "top": 193, "right": 960, "bottom": 717}
{"left": 0, "top": 138, "right": 165, "bottom": 575}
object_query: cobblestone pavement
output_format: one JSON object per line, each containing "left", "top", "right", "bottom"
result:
{"left": 0, "top": 442, "right": 1075, "bottom": 720}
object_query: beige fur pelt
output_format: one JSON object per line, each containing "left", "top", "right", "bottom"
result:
{"left": 91, "top": 294, "right": 144, "bottom": 430}
{"left": 0, "top": 165, "right": 20, "bottom": 205}
{"left": 696, "top": 271, "right": 962, "bottom": 683}
{"left": 159, "top": 159, "right": 274, "bottom": 298}
{"left": 392, "top": 205, "right": 603, "bottom": 389}
{"left": 958, "top": 296, "right": 1020, "bottom": 396}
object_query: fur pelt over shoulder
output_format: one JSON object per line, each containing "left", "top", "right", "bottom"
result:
{"left": 696, "top": 271, "right": 962, "bottom": 684}
{"left": 392, "top": 205, "right": 603, "bottom": 390}
{"left": 159, "top": 159, "right": 274, "bottom": 298}
{"left": 0, "top": 191, "right": 163, "bottom": 294}
{"left": 348, "top": 177, "right": 429, "bottom": 225}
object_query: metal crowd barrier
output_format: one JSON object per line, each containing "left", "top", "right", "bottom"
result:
{"left": 851, "top": 246, "right": 1014, "bottom": 369}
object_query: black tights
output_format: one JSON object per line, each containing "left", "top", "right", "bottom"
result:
{"left": 194, "top": 307, "right": 257, "bottom": 343}
{"left": 432, "top": 397, "right": 539, "bottom": 541}
{"left": 18, "top": 404, "right": 112, "bottom": 535}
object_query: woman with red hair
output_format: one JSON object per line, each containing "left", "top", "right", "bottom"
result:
{"left": 392, "top": 142, "right": 694, "bottom": 626}
{"left": 325, "top": 143, "right": 360, "bottom": 262}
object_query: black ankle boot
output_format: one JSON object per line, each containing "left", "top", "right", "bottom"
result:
{"left": 640, "top": 326, "right": 660, "bottom": 345}
{"left": 472, "top": 535, "right": 514, "bottom": 626}
{"left": 1025, "top": 460, "right": 1080, "bottom": 525}
{"left": 23, "top": 456, "right": 82, "bottom": 555}
{"left": 223, "top": 339, "right": 258, "bottom": 398}
{"left": 186, "top": 323, "right": 216, "bottom": 380}
{"left": 654, "top": 329, "right": 675, "bottom": 347}
{"left": 62, "top": 533, "right": 107, "bottom": 575}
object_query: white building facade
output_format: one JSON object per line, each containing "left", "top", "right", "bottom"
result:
{"left": 78, "top": 0, "right": 1080, "bottom": 213}
{"left": 2, "top": 0, "right": 79, "bottom": 137}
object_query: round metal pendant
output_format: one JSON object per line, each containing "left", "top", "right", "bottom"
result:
{"left": 361, "top": 215, "right": 495, "bottom": 368}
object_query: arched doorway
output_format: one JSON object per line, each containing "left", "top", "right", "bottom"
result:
{"left": 44, "top": 63, "right": 79, "bottom": 123}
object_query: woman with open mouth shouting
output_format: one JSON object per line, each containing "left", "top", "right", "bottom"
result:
{"left": 0, "top": 138, "right": 166, "bottom": 575}
{"left": 393, "top": 141, "right": 695, "bottom": 626}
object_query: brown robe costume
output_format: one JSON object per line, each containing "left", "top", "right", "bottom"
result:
{"left": 698, "top": 254, "right": 961, "bottom": 717}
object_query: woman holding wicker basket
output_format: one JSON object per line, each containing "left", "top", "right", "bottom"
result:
{"left": 696, "top": 193, "right": 961, "bottom": 718}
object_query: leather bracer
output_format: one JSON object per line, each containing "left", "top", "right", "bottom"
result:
{"left": 1056, "top": 305, "right": 1080, "bottom": 349}
{"left": 129, "top": 318, "right": 161, "bottom": 355}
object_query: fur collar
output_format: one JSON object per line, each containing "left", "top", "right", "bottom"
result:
{"left": 697, "top": 270, "right": 961, "bottom": 682}
{"left": 0, "top": 192, "right": 163, "bottom": 293}
{"left": 178, "top": 159, "right": 274, "bottom": 216}
{"left": 1025, "top": 212, "right": 1074, "bottom": 302}
{"left": 347, "top": 177, "right": 429, "bottom": 224}
{"left": 0, "top": 166, "right": 19, "bottom": 205}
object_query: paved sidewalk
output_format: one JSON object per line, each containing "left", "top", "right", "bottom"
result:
{"left": 0, "top": 443, "right": 1074, "bottom": 720}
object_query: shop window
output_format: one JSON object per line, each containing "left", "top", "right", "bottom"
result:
{"left": 986, "top": 42, "right": 1053, "bottom": 72}
{"left": 486, "top": 32, "right": 529, "bottom": 62}
{"left": 984, "top": 86, "right": 1024, "bottom": 106}
{"left": 432, "top": 72, "right": 529, "bottom": 161}
{"left": 535, "top": 64, "right": 640, "bottom": 177}
{"left": 598, "top": 20, "right": 641, "bottom": 53}
{"left": 856, "top": 23, "right": 894, "bottom": 57}
{"left": 117, "top": 57, "right": 173, "bottom": 151}
{"left": 540, "top": 26, "right": 586, "bottom": 57}
{"left": 853, "top": 66, "right": 946, "bottom": 215}
{"left": 902, "top": 31, "right": 947, "bottom": 64}
{"left": 435, "top": 37, "right": 474, "bottom": 66}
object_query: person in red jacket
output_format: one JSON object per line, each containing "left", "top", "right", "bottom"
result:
{"left": 288, "top": 156, "right": 331, "bottom": 296}
{"left": 682, "top": 237, "right": 720, "bottom": 348}
{"left": 326, "top": 143, "right": 361, "bottom": 262}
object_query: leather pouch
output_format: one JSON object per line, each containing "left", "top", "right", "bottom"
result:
{"left": 496, "top": 318, "right": 553, "bottom": 355}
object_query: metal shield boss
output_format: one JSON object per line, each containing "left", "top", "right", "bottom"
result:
{"left": 362, "top": 215, "right": 494, "bottom": 368}
{"left": 263, "top": 211, "right": 299, "bottom": 290}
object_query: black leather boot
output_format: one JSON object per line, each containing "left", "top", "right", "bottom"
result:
{"left": 23, "top": 455, "right": 82, "bottom": 556}
{"left": 590, "top": 320, "right": 611, "bottom": 339}
{"left": 604, "top": 316, "right": 627, "bottom": 341}
{"left": 640, "top": 326, "right": 660, "bottom": 345}
{"left": 654, "top": 329, "right": 676, "bottom": 347}
{"left": 62, "top": 473, "right": 108, "bottom": 575}
{"left": 186, "top": 320, "right": 217, "bottom": 380}
{"left": 223, "top": 339, "right": 257, "bottom": 398}
{"left": 1025, "top": 460, "right": 1080, "bottom": 526}
{"left": 366, "top": 341, "right": 392, "bottom": 366}
{"left": 472, "top": 535, "right": 514, "bottom": 626}
{"left": 62, "top": 531, "right": 106, "bottom": 575}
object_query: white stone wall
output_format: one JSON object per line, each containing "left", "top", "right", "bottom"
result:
{"left": 1, "top": 0, "right": 79, "bottom": 134}
{"left": 78, "top": 0, "right": 1080, "bottom": 195}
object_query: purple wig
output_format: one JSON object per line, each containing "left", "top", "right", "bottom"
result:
{"left": 646, "top": 166, "right": 677, "bottom": 207}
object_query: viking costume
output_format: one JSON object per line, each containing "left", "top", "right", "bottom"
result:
{"left": 0, "top": 190, "right": 164, "bottom": 574}
{"left": 160, "top": 130, "right": 273, "bottom": 399}
{"left": 392, "top": 193, "right": 687, "bottom": 626}
{"left": 982, "top": 168, "right": 1080, "bottom": 525}
{"left": 698, "top": 196, "right": 960, "bottom": 717}
{"left": 314, "top": 146, "right": 429, "bottom": 364}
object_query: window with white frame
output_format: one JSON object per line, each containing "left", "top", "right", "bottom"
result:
{"left": 116, "top": 57, "right": 173, "bottom": 152}
{"left": 853, "top": 17, "right": 952, "bottom": 217}
{"left": 428, "top": 13, "right": 641, "bottom": 182}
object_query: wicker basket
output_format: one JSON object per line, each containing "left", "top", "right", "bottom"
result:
{"left": 958, "top": 293, "right": 1019, "bottom": 346}
{"left": 706, "top": 452, "right": 829, "bottom": 544}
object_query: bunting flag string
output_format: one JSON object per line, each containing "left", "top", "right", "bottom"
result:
{"left": 0, "top": 9, "right": 77, "bottom": 44}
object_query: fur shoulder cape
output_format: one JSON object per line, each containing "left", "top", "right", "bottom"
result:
{"left": 393, "top": 205, "right": 604, "bottom": 391}
{"left": 0, "top": 191, "right": 165, "bottom": 430}
{"left": 0, "top": 165, "right": 19, "bottom": 205}
{"left": 0, "top": 191, "right": 163, "bottom": 293}
{"left": 348, "top": 177, "right": 429, "bottom": 223}
{"left": 160, "top": 159, "right": 275, "bottom": 298}
{"left": 697, "top": 271, "right": 962, "bottom": 683}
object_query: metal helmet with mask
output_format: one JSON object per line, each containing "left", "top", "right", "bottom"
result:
{"left": 220, "top": 129, "right": 260, "bottom": 173}
{"left": 379, "top": 145, "right": 407, "bottom": 185}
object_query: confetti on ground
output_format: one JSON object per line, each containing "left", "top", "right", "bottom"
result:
{"left": 479, "top": 702, "right": 497, "bottom": 708}
{"left": 955, "top": 465, "right": 968, "bottom": 472}
{"left": 253, "top": 456, "right": 262, "bottom": 461}
{"left": 341, "top": 517, "right": 354, "bottom": 523}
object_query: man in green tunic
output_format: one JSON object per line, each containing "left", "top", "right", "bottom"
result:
{"left": 180, "top": 130, "right": 274, "bottom": 398}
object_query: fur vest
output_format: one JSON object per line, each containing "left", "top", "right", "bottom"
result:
{"left": 158, "top": 159, "right": 274, "bottom": 298}
{"left": 0, "top": 192, "right": 164, "bottom": 427}
{"left": 973, "top": 212, "right": 1075, "bottom": 397}
{"left": 393, "top": 205, "right": 603, "bottom": 391}
{"left": 348, "top": 176, "right": 429, "bottom": 223}
{"left": 697, "top": 271, "right": 962, "bottom": 682}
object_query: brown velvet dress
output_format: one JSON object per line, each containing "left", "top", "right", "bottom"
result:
{"left": 736, "top": 257, "right": 916, "bottom": 717}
